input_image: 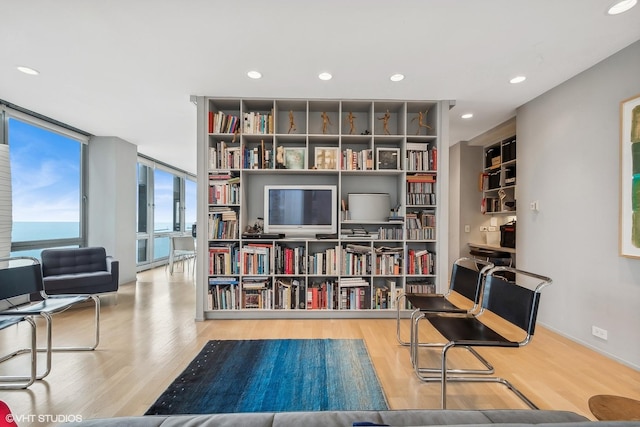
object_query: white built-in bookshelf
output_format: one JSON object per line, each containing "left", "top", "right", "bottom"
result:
{"left": 195, "top": 98, "right": 449, "bottom": 319}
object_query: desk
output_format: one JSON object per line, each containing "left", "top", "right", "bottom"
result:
{"left": 468, "top": 242, "right": 516, "bottom": 254}
{"left": 588, "top": 395, "right": 640, "bottom": 421}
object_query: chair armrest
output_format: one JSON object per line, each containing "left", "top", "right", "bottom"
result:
{"left": 106, "top": 256, "right": 119, "bottom": 288}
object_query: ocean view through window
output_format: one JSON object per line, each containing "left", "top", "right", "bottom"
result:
{"left": 8, "top": 117, "right": 84, "bottom": 256}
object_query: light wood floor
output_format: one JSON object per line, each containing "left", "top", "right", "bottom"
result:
{"left": 1, "top": 266, "right": 639, "bottom": 426}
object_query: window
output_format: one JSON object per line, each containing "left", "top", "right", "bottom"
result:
{"left": 136, "top": 157, "right": 197, "bottom": 270}
{"left": 7, "top": 116, "right": 85, "bottom": 256}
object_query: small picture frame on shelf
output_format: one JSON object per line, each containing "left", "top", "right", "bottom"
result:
{"left": 376, "top": 147, "right": 400, "bottom": 170}
{"left": 314, "top": 147, "right": 339, "bottom": 170}
{"left": 284, "top": 147, "right": 306, "bottom": 170}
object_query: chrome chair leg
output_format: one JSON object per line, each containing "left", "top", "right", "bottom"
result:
{"left": 0, "top": 317, "right": 37, "bottom": 389}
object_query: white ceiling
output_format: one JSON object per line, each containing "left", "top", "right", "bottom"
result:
{"left": 2, "top": 0, "right": 639, "bottom": 174}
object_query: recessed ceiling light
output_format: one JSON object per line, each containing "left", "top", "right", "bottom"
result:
{"left": 247, "top": 70, "right": 262, "bottom": 79}
{"left": 17, "top": 66, "right": 39, "bottom": 75}
{"left": 510, "top": 76, "right": 527, "bottom": 84}
{"left": 390, "top": 73, "right": 405, "bottom": 82}
{"left": 608, "top": 0, "right": 637, "bottom": 14}
{"left": 318, "top": 72, "right": 332, "bottom": 81}
{"left": 461, "top": 113, "right": 473, "bottom": 119}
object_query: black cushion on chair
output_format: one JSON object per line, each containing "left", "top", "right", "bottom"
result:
{"left": 426, "top": 315, "right": 519, "bottom": 347}
{"left": 406, "top": 295, "right": 465, "bottom": 313}
{"left": 41, "top": 247, "right": 107, "bottom": 276}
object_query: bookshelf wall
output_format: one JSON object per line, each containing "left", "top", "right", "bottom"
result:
{"left": 195, "top": 98, "right": 449, "bottom": 319}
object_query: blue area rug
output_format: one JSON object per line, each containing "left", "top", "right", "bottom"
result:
{"left": 146, "top": 339, "right": 388, "bottom": 414}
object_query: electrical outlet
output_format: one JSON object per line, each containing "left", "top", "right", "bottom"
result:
{"left": 480, "top": 226, "right": 488, "bottom": 232}
{"left": 464, "top": 225, "right": 470, "bottom": 233}
{"left": 488, "top": 226, "right": 497, "bottom": 231}
{"left": 592, "top": 326, "right": 608, "bottom": 340}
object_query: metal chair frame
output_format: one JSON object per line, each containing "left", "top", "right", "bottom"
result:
{"left": 0, "top": 314, "right": 37, "bottom": 389}
{"left": 412, "top": 266, "right": 552, "bottom": 409}
{"left": 0, "top": 256, "right": 100, "bottom": 381}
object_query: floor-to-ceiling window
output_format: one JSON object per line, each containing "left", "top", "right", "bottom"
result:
{"left": 136, "top": 156, "right": 196, "bottom": 270}
{"left": 2, "top": 107, "right": 88, "bottom": 258}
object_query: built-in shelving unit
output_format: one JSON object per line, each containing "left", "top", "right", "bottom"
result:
{"left": 481, "top": 136, "right": 517, "bottom": 215}
{"left": 195, "top": 97, "right": 449, "bottom": 319}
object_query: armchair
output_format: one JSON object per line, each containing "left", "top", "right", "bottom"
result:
{"left": 40, "top": 247, "right": 119, "bottom": 296}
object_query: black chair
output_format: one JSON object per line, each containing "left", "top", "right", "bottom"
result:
{"left": 396, "top": 257, "right": 495, "bottom": 375}
{"left": 412, "top": 266, "right": 552, "bottom": 409}
{"left": 0, "top": 256, "right": 100, "bottom": 380}
{"left": 396, "top": 257, "right": 493, "bottom": 346}
{"left": 0, "top": 314, "right": 37, "bottom": 389}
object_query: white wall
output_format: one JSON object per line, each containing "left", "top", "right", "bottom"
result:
{"left": 517, "top": 40, "right": 640, "bottom": 369}
{"left": 448, "top": 141, "right": 484, "bottom": 268}
{"left": 87, "top": 136, "right": 137, "bottom": 285}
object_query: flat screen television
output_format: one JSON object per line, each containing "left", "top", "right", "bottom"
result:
{"left": 264, "top": 185, "right": 337, "bottom": 237}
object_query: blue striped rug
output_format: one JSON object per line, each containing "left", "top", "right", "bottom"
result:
{"left": 146, "top": 339, "right": 389, "bottom": 414}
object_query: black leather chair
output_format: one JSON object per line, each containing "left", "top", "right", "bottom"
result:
{"left": 397, "top": 258, "right": 493, "bottom": 345}
{"left": 412, "top": 266, "right": 552, "bottom": 409}
{"left": 399, "top": 257, "right": 495, "bottom": 376}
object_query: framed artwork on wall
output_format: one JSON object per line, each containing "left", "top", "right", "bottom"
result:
{"left": 284, "top": 147, "right": 306, "bottom": 170}
{"left": 376, "top": 147, "right": 400, "bottom": 170}
{"left": 314, "top": 147, "right": 339, "bottom": 170}
{"left": 619, "top": 93, "right": 640, "bottom": 257}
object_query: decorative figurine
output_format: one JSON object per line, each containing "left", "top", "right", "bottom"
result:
{"left": 276, "top": 145, "right": 286, "bottom": 169}
{"left": 288, "top": 110, "right": 297, "bottom": 134}
{"left": 345, "top": 112, "right": 357, "bottom": 135}
{"left": 411, "top": 109, "right": 432, "bottom": 135}
{"left": 321, "top": 112, "right": 332, "bottom": 134}
{"left": 378, "top": 109, "right": 391, "bottom": 135}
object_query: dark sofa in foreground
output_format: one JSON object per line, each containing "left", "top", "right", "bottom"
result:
{"left": 63, "top": 409, "right": 638, "bottom": 426}
{"left": 40, "top": 247, "right": 119, "bottom": 296}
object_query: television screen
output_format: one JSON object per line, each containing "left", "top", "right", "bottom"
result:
{"left": 264, "top": 185, "right": 337, "bottom": 236}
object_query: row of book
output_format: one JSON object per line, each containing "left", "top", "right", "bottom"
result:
{"left": 377, "top": 226, "right": 404, "bottom": 240}
{"left": 406, "top": 210, "right": 436, "bottom": 240}
{"left": 342, "top": 148, "right": 374, "bottom": 171}
{"left": 407, "top": 249, "right": 436, "bottom": 275}
{"left": 209, "top": 144, "right": 242, "bottom": 170}
{"left": 407, "top": 191, "right": 436, "bottom": 206}
{"left": 241, "top": 243, "right": 271, "bottom": 275}
{"left": 208, "top": 245, "right": 240, "bottom": 275}
{"left": 244, "top": 111, "right": 274, "bottom": 135}
{"left": 306, "top": 245, "right": 340, "bottom": 275}
{"left": 374, "top": 248, "right": 403, "bottom": 275}
{"left": 374, "top": 279, "right": 399, "bottom": 310}
{"left": 208, "top": 208, "right": 238, "bottom": 240}
{"left": 209, "top": 242, "right": 437, "bottom": 276}
{"left": 206, "top": 276, "right": 430, "bottom": 310}
{"left": 207, "top": 277, "right": 239, "bottom": 310}
{"left": 208, "top": 143, "right": 274, "bottom": 171}
{"left": 406, "top": 143, "right": 437, "bottom": 171}
{"left": 208, "top": 111, "right": 241, "bottom": 134}
{"left": 405, "top": 280, "right": 437, "bottom": 295}
{"left": 208, "top": 172, "right": 240, "bottom": 205}
{"left": 273, "top": 244, "right": 306, "bottom": 275}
